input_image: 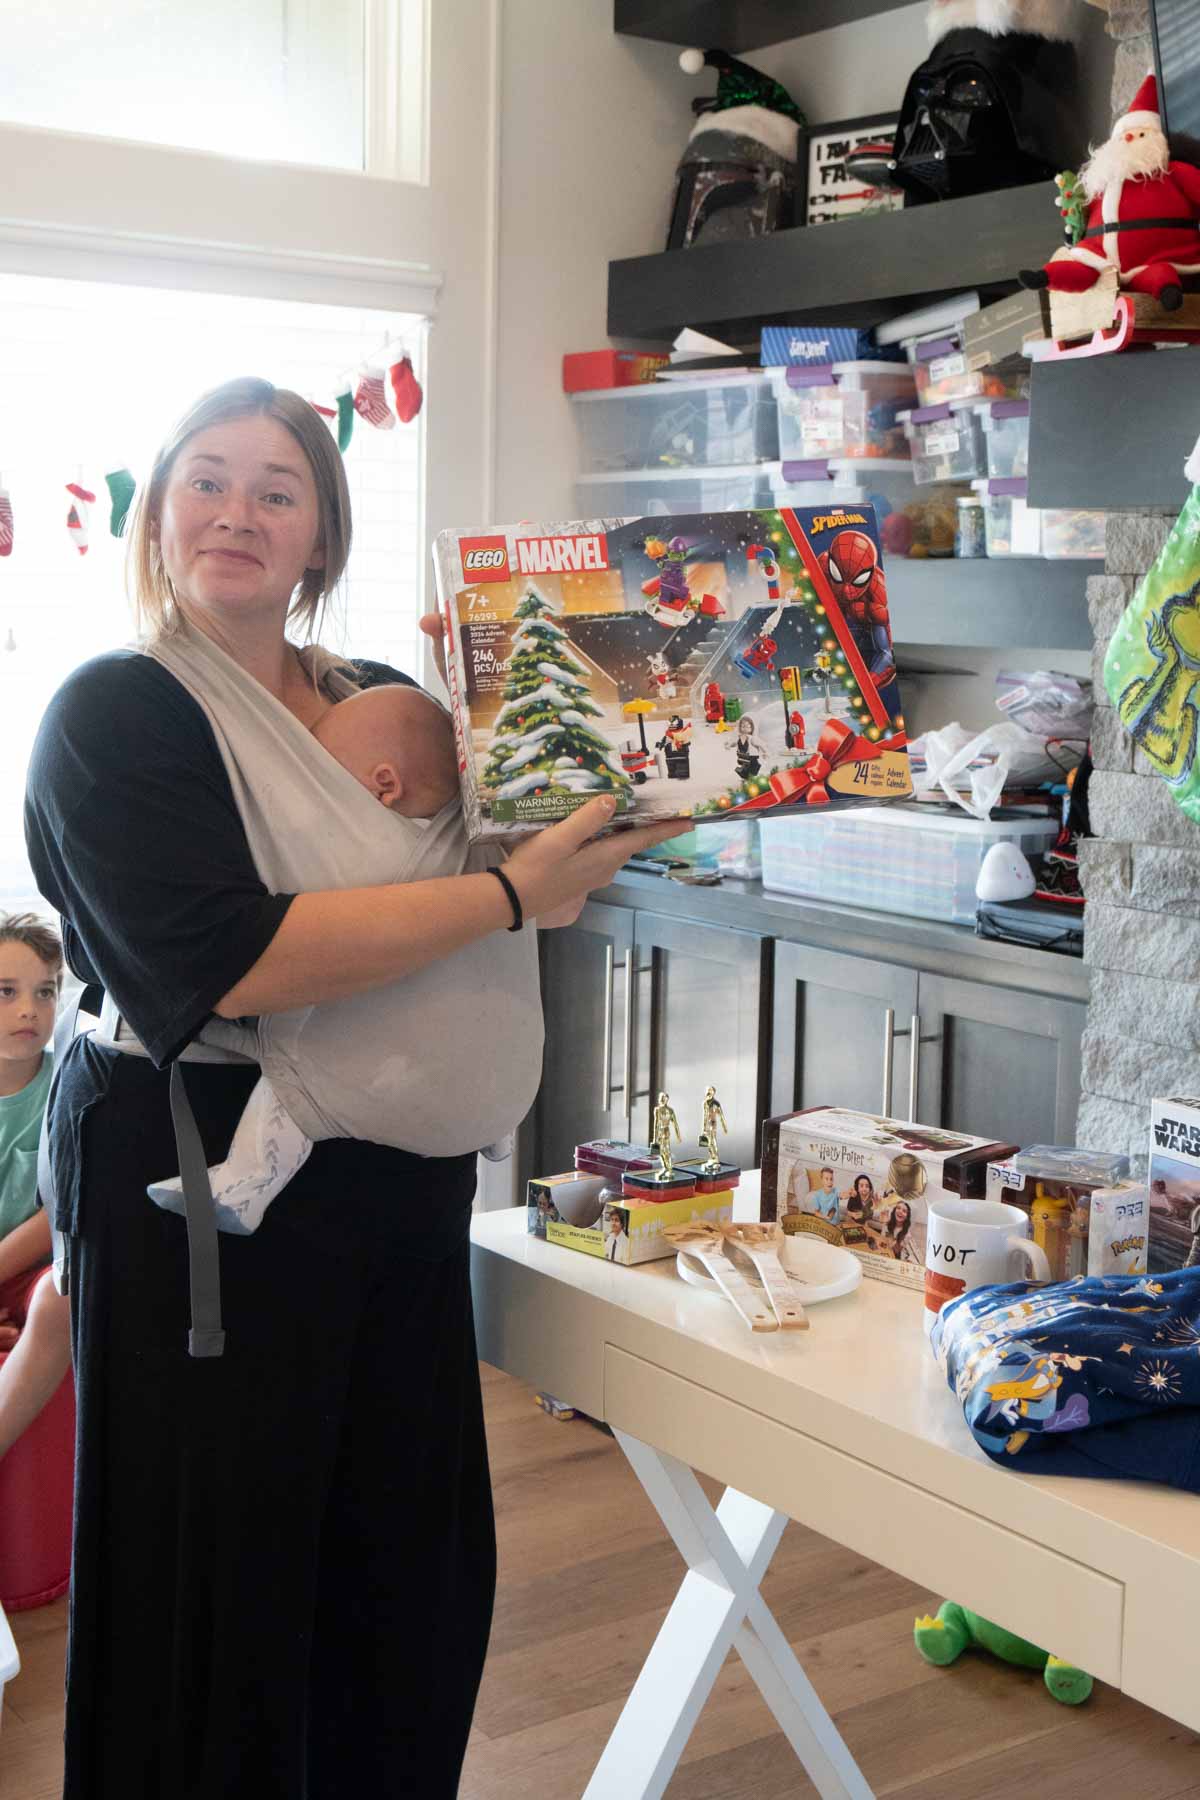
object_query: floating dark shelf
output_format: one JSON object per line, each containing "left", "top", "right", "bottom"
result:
{"left": 614, "top": 0, "right": 914, "bottom": 51}
{"left": 607, "top": 183, "right": 1057, "bottom": 343}
{"left": 887, "top": 557, "right": 1093, "bottom": 651}
{"left": 1029, "top": 353, "right": 1200, "bottom": 514}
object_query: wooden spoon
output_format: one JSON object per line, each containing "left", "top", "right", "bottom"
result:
{"left": 721, "top": 1223, "right": 809, "bottom": 1331}
{"left": 664, "top": 1222, "right": 778, "bottom": 1332}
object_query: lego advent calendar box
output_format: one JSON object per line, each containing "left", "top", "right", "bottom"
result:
{"left": 433, "top": 507, "right": 912, "bottom": 842}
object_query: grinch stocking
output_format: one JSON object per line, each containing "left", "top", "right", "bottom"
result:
{"left": 0, "top": 485, "right": 12, "bottom": 558}
{"left": 66, "top": 482, "right": 96, "bottom": 556}
{"left": 389, "top": 353, "right": 423, "bottom": 424}
{"left": 353, "top": 365, "right": 394, "bottom": 430}
{"left": 1104, "top": 436, "right": 1200, "bottom": 822}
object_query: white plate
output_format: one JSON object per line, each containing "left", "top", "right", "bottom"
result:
{"left": 676, "top": 1234, "right": 862, "bottom": 1305}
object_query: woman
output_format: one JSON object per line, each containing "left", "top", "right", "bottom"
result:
{"left": 878, "top": 1198, "right": 919, "bottom": 1264}
{"left": 843, "top": 1173, "right": 877, "bottom": 1227}
{"left": 23, "top": 378, "right": 676, "bottom": 1798}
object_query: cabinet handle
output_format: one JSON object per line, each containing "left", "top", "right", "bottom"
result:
{"left": 908, "top": 1012, "right": 921, "bottom": 1122}
{"left": 621, "top": 948, "right": 635, "bottom": 1135}
{"left": 600, "top": 943, "right": 615, "bottom": 1108}
{"left": 881, "top": 1008, "right": 895, "bottom": 1115}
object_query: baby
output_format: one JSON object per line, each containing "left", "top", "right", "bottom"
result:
{"left": 148, "top": 684, "right": 461, "bottom": 1233}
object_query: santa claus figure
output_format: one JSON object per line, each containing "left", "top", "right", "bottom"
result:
{"left": 1020, "top": 73, "right": 1200, "bottom": 311}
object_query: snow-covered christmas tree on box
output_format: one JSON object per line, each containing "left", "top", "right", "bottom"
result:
{"left": 434, "top": 509, "right": 913, "bottom": 842}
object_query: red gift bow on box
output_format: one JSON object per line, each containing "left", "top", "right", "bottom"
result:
{"left": 730, "top": 717, "right": 906, "bottom": 812}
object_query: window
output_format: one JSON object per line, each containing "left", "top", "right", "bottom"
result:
{"left": 0, "top": 0, "right": 427, "bottom": 180}
{"left": 0, "top": 271, "right": 425, "bottom": 912}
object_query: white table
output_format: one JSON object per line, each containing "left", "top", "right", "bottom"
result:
{"left": 472, "top": 1175, "right": 1200, "bottom": 1799}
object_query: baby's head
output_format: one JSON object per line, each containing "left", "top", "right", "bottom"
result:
{"left": 313, "top": 685, "right": 459, "bottom": 817}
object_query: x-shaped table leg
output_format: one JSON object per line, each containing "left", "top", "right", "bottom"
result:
{"left": 582, "top": 1430, "right": 875, "bottom": 1800}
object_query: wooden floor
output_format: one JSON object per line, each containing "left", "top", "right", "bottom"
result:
{"left": 4, "top": 1363, "right": 1200, "bottom": 1798}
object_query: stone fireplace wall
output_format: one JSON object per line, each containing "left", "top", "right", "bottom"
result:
{"left": 1075, "top": 1, "right": 1200, "bottom": 1169}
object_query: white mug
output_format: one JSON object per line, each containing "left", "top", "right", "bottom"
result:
{"left": 924, "top": 1196, "right": 1050, "bottom": 1334}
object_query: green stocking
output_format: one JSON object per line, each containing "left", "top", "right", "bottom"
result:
{"left": 105, "top": 468, "right": 136, "bottom": 539}
{"left": 335, "top": 383, "right": 354, "bottom": 455}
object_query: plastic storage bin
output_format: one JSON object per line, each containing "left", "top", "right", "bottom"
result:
{"left": 571, "top": 373, "right": 778, "bottom": 474}
{"left": 759, "top": 805, "right": 1059, "bottom": 927}
{"left": 980, "top": 399, "right": 1031, "bottom": 480}
{"left": 1038, "top": 505, "right": 1106, "bottom": 560}
{"left": 766, "top": 458, "right": 965, "bottom": 560}
{"left": 974, "top": 479, "right": 1043, "bottom": 557}
{"left": 769, "top": 362, "right": 916, "bottom": 461}
{"left": 575, "top": 463, "right": 774, "bottom": 519}
{"left": 904, "top": 330, "right": 1028, "bottom": 406}
{"left": 900, "top": 401, "right": 986, "bottom": 486}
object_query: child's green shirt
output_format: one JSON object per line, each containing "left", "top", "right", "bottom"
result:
{"left": 0, "top": 1053, "right": 51, "bottom": 1240}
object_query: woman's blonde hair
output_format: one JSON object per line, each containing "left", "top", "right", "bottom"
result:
{"left": 125, "top": 376, "right": 352, "bottom": 644}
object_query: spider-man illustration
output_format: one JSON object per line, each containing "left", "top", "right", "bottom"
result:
{"left": 817, "top": 529, "right": 901, "bottom": 722}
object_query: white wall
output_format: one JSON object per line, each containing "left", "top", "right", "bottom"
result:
{"left": 491, "top": 0, "right": 693, "bottom": 522}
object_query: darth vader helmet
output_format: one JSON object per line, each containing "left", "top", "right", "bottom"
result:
{"left": 892, "top": 17, "right": 1080, "bottom": 204}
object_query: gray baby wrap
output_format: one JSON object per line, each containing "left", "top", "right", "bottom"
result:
{"left": 145, "top": 622, "right": 543, "bottom": 1157}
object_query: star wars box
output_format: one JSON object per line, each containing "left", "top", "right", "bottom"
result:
{"left": 1148, "top": 1096, "right": 1200, "bottom": 1273}
{"left": 526, "top": 1173, "right": 733, "bottom": 1265}
{"left": 433, "top": 508, "right": 913, "bottom": 842}
{"left": 759, "top": 1106, "right": 1014, "bottom": 1291}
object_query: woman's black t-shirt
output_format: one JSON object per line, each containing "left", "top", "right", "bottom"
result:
{"left": 25, "top": 647, "right": 413, "bottom": 1065}
{"left": 24, "top": 647, "right": 419, "bottom": 1236}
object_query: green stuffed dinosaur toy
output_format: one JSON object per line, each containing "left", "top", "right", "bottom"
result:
{"left": 914, "top": 1603, "right": 1092, "bottom": 1705}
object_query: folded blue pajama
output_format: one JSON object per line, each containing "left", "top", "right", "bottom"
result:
{"left": 931, "top": 1271, "right": 1200, "bottom": 1491}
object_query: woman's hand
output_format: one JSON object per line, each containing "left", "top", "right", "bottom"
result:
{"left": 419, "top": 612, "right": 448, "bottom": 687}
{"left": 505, "top": 796, "right": 683, "bottom": 927}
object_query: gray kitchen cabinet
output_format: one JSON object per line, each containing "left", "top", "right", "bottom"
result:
{"left": 630, "top": 912, "right": 768, "bottom": 1170}
{"left": 770, "top": 945, "right": 1085, "bottom": 1150}
{"left": 534, "top": 905, "right": 768, "bottom": 1175}
{"left": 770, "top": 942, "right": 920, "bottom": 1124}
{"left": 913, "top": 972, "right": 1086, "bottom": 1148}
{"left": 535, "top": 901, "right": 635, "bottom": 1177}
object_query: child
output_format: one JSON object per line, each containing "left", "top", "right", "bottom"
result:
{"left": 0, "top": 913, "right": 73, "bottom": 1460}
{"left": 148, "top": 682, "right": 466, "bottom": 1234}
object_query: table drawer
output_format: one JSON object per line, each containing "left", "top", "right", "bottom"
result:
{"left": 604, "top": 1346, "right": 1123, "bottom": 1685}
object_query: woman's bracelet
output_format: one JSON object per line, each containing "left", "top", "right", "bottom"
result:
{"left": 488, "top": 866, "right": 524, "bottom": 932}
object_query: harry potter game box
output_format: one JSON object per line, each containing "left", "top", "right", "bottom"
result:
{"left": 433, "top": 506, "right": 913, "bottom": 841}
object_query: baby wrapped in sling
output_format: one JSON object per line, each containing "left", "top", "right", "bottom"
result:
{"left": 144, "top": 624, "right": 542, "bottom": 1234}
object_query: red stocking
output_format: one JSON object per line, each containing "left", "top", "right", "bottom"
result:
{"left": 353, "top": 367, "right": 395, "bottom": 431}
{"left": 388, "top": 354, "right": 423, "bottom": 424}
{"left": 0, "top": 487, "right": 12, "bottom": 558}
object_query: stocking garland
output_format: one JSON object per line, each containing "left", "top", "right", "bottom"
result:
{"left": 66, "top": 482, "right": 96, "bottom": 556}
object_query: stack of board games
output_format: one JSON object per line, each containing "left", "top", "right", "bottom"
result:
{"left": 433, "top": 507, "right": 912, "bottom": 842}
{"left": 759, "top": 1106, "right": 1016, "bottom": 1291}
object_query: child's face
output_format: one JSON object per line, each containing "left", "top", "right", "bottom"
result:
{"left": 0, "top": 944, "right": 58, "bottom": 1064}
{"left": 314, "top": 686, "right": 459, "bottom": 817}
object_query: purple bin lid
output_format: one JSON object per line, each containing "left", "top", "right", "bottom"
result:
{"left": 909, "top": 402, "right": 954, "bottom": 425}
{"left": 785, "top": 364, "right": 838, "bottom": 390}
{"left": 987, "top": 477, "right": 1028, "bottom": 498}
{"left": 780, "top": 459, "right": 833, "bottom": 482}
{"left": 989, "top": 399, "right": 1030, "bottom": 421}
{"left": 914, "top": 335, "right": 960, "bottom": 362}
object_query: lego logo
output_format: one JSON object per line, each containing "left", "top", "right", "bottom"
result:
{"left": 460, "top": 535, "right": 511, "bottom": 581}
